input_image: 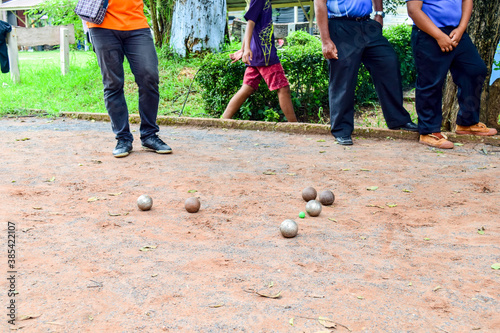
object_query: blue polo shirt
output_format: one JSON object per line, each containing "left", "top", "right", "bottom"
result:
{"left": 326, "top": 0, "right": 372, "bottom": 18}
{"left": 406, "top": 0, "right": 462, "bottom": 27}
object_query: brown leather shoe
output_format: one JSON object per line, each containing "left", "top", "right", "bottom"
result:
{"left": 419, "top": 133, "right": 454, "bottom": 149}
{"left": 456, "top": 122, "right": 497, "bottom": 136}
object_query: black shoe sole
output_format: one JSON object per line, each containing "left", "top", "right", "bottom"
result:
{"left": 391, "top": 127, "right": 419, "bottom": 132}
{"left": 142, "top": 146, "right": 173, "bottom": 154}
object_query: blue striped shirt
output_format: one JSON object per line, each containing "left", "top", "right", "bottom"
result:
{"left": 326, "top": 0, "right": 373, "bottom": 18}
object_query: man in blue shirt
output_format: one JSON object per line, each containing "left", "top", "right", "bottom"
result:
{"left": 315, "top": 0, "right": 418, "bottom": 145}
{"left": 407, "top": 0, "right": 496, "bottom": 149}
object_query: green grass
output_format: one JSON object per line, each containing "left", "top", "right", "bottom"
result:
{"left": 0, "top": 50, "right": 206, "bottom": 117}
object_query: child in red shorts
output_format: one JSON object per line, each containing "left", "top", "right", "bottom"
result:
{"left": 222, "top": 0, "right": 297, "bottom": 122}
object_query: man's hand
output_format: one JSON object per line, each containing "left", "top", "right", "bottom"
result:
{"left": 321, "top": 39, "right": 338, "bottom": 60}
{"left": 449, "top": 28, "right": 464, "bottom": 48}
{"left": 436, "top": 33, "right": 455, "bottom": 52}
{"left": 229, "top": 49, "right": 243, "bottom": 63}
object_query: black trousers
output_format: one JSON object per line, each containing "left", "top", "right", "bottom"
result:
{"left": 90, "top": 28, "right": 160, "bottom": 142}
{"left": 411, "top": 26, "right": 487, "bottom": 135}
{"left": 327, "top": 18, "right": 412, "bottom": 138}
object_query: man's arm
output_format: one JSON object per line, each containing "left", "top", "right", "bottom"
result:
{"left": 315, "top": 0, "right": 338, "bottom": 60}
{"left": 241, "top": 20, "right": 255, "bottom": 65}
{"left": 449, "top": 0, "right": 473, "bottom": 45}
{"left": 407, "top": 0, "right": 455, "bottom": 52}
{"left": 372, "top": 0, "right": 384, "bottom": 26}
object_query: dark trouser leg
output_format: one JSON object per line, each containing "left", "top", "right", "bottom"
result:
{"left": 89, "top": 28, "right": 133, "bottom": 142}
{"left": 361, "top": 20, "right": 412, "bottom": 129}
{"left": 327, "top": 19, "right": 363, "bottom": 138}
{"left": 122, "top": 29, "right": 160, "bottom": 141}
{"left": 411, "top": 27, "right": 453, "bottom": 135}
{"left": 449, "top": 32, "right": 487, "bottom": 127}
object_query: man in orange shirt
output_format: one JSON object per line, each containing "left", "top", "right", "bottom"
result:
{"left": 88, "top": 0, "right": 172, "bottom": 158}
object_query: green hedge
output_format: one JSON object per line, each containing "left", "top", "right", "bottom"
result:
{"left": 196, "top": 25, "right": 415, "bottom": 122}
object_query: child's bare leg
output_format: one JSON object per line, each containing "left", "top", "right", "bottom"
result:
{"left": 222, "top": 85, "right": 255, "bottom": 119}
{"left": 277, "top": 85, "right": 297, "bottom": 122}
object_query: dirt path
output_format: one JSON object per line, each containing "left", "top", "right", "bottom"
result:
{"left": 1, "top": 117, "right": 499, "bottom": 332}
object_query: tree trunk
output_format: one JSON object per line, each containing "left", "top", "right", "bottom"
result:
{"left": 169, "top": 0, "right": 227, "bottom": 57}
{"left": 145, "top": 0, "right": 175, "bottom": 48}
{"left": 149, "top": 0, "right": 162, "bottom": 47}
{"left": 442, "top": 0, "right": 500, "bottom": 131}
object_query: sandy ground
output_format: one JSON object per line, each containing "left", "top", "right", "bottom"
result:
{"left": 1, "top": 116, "right": 499, "bottom": 333}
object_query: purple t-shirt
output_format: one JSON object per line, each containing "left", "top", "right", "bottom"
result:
{"left": 244, "top": 0, "right": 280, "bottom": 67}
{"left": 407, "top": 0, "right": 462, "bottom": 28}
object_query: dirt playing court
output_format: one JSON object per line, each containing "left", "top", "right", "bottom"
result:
{"left": 1, "top": 116, "right": 499, "bottom": 332}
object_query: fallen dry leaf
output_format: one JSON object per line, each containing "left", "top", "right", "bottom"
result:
{"left": 208, "top": 303, "right": 225, "bottom": 308}
{"left": 255, "top": 290, "right": 282, "bottom": 299}
{"left": 18, "top": 314, "right": 41, "bottom": 321}
{"left": 139, "top": 245, "right": 157, "bottom": 252}
{"left": 318, "top": 316, "right": 337, "bottom": 329}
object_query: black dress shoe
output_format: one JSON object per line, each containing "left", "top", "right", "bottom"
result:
{"left": 391, "top": 122, "right": 418, "bottom": 132}
{"left": 335, "top": 136, "right": 353, "bottom": 145}
{"left": 113, "top": 139, "right": 133, "bottom": 158}
{"left": 142, "top": 135, "right": 173, "bottom": 154}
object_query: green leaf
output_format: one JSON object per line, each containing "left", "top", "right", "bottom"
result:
{"left": 386, "top": 203, "right": 397, "bottom": 208}
{"left": 188, "top": 189, "right": 197, "bottom": 193}
{"left": 454, "top": 143, "right": 464, "bottom": 146}
{"left": 316, "top": 139, "right": 326, "bottom": 142}
{"left": 424, "top": 238, "right": 430, "bottom": 241}
{"left": 289, "top": 317, "right": 294, "bottom": 326}
{"left": 402, "top": 189, "right": 413, "bottom": 193}
{"left": 491, "top": 263, "right": 500, "bottom": 270}
{"left": 366, "top": 186, "right": 378, "bottom": 191}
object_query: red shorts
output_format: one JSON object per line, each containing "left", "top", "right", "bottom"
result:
{"left": 243, "top": 63, "right": 290, "bottom": 91}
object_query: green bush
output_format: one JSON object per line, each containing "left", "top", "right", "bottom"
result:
{"left": 383, "top": 24, "right": 416, "bottom": 89}
{"left": 197, "top": 26, "right": 415, "bottom": 122}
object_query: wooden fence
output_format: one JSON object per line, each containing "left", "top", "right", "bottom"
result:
{"left": 5, "top": 24, "right": 75, "bottom": 83}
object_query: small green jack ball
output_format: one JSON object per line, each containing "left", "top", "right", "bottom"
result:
{"left": 299, "top": 211, "right": 306, "bottom": 218}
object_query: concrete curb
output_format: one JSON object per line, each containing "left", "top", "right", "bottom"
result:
{"left": 60, "top": 112, "right": 500, "bottom": 147}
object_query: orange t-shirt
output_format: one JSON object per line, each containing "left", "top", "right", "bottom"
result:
{"left": 87, "top": 0, "right": 149, "bottom": 31}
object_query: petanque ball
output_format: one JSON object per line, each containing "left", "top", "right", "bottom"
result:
{"left": 302, "top": 186, "right": 317, "bottom": 202}
{"left": 319, "top": 190, "right": 335, "bottom": 206}
{"left": 305, "top": 199, "right": 322, "bottom": 217}
{"left": 137, "top": 194, "right": 153, "bottom": 211}
{"left": 280, "top": 219, "right": 298, "bottom": 238}
{"left": 185, "top": 197, "right": 201, "bottom": 213}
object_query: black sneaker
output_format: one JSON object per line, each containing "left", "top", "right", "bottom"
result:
{"left": 113, "top": 139, "right": 133, "bottom": 158}
{"left": 335, "top": 136, "right": 353, "bottom": 145}
{"left": 390, "top": 121, "right": 418, "bottom": 132}
{"left": 142, "top": 135, "right": 173, "bottom": 154}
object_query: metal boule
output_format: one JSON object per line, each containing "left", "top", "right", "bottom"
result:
{"left": 137, "top": 194, "right": 153, "bottom": 211}
{"left": 280, "top": 219, "right": 298, "bottom": 238}
{"left": 305, "top": 199, "right": 322, "bottom": 217}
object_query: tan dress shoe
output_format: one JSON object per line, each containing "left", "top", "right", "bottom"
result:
{"left": 419, "top": 133, "right": 454, "bottom": 149}
{"left": 456, "top": 122, "right": 497, "bottom": 136}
